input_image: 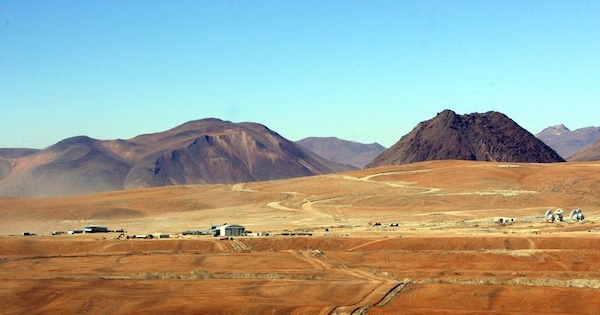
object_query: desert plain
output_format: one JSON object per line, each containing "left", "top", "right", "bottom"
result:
{"left": 1, "top": 160, "right": 600, "bottom": 314}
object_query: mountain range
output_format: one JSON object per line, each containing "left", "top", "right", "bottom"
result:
{"left": 0, "top": 119, "right": 352, "bottom": 198}
{"left": 535, "top": 124, "right": 600, "bottom": 159}
{"left": 366, "top": 110, "right": 565, "bottom": 167}
{"left": 2, "top": 110, "right": 594, "bottom": 198}
{"left": 568, "top": 138, "right": 600, "bottom": 161}
{"left": 296, "top": 137, "right": 385, "bottom": 168}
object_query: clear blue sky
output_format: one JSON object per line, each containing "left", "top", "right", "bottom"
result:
{"left": 1, "top": 0, "right": 598, "bottom": 149}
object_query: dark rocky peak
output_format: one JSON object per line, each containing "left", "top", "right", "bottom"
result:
{"left": 366, "top": 110, "right": 565, "bottom": 168}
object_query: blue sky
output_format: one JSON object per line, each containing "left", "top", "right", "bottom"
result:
{"left": 1, "top": 1, "right": 598, "bottom": 149}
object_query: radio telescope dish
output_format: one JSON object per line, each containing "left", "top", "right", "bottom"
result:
{"left": 545, "top": 209, "right": 554, "bottom": 223}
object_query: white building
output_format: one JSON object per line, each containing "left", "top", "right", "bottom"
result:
{"left": 219, "top": 224, "right": 245, "bottom": 236}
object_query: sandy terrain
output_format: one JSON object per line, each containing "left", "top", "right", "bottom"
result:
{"left": 0, "top": 160, "right": 599, "bottom": 314}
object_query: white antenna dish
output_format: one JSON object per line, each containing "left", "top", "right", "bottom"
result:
{"left": 545, "top": 209, "right": 554, "bottom": 223}
{"left": 553, "top": 209, "right": 564, "bottom": 222}
{"left": 570, "top": 208, "right": 584, "bottom": 221}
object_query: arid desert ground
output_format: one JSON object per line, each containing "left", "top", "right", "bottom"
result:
{"left": 1, "top": 160, "right": 599, "bottom": 314}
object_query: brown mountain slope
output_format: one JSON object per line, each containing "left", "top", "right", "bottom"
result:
{"left": 535, "top": 124, "right": 600, "bottom": 158}
{"left": 569, "top": 138, "right": 600, "bottom": 161}
{"left": 0, "top": 136, "right": 133, "bottom": 197}
{"left": 367, "top": 110, "right": 565, "bottom": 167}
{"left": 296, "top": 137, "right": 385, "bottom": 168}
{"left": 0, "top": 149, "right": 40, "bottom": 181}
{"left": 0, "top": 148, "right": 40, "bottom": 158}
{"left": 124, "top": 119, "right": 353, "bottom": 188}
{"left": 0, "top": 119, "right": 353, "bottom": 197}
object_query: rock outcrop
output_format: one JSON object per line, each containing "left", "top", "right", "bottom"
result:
{"left": 367, "top": 110, "right": 565, "bottom": 167}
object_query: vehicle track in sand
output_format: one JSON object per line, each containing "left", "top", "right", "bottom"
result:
{"left": 329, "top": 171, "right": 538, "bottom": 198}
{"left": 300, "top": 197, "right": 340, "bottom": 219}
{"left": 232, "top": 182, "right": 339, "bottom": 222}
{"left": 348, "top": 237, "right": 393, "bottom": 252}
{"left": 326, "top": 172, "right": 440, "bottom": 194}
{"left": 350, "top": 282, "right": 409, "bottom": 315}
{"left": 232, "top": 170, "right": 445, "bottom": 223}
{"left": 231, "top": 170, "right": 446, "bottom": 221}
{"left": 290, "top": 248, "right": 401, "bottom": 315}
{"left": 232, "top": 183, "right": 303, "bottom": 212}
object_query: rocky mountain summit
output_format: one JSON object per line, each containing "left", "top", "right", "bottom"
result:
{"left": 367, "top": 110, "right": 565, "bottom": 167}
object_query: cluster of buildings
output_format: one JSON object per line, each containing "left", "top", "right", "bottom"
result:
{"left": 25, "top": 224, "right": 254, "bottom": 239}
{"left": 183, "top": 224, "right": 259, "bottom": 237}
{"left": 24, "top": 226, "right": 119, "bottom": 236}
{"left": 20, "top": 207, "right": 592, "bottom": 238}
{"left": 56, "top": 226, "right": 122, "bottom": 235}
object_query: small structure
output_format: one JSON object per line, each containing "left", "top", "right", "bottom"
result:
{"left": 182, "top": 230, "right": 208, "bottom": 235}
{"left": 545, "top": 209, "right": 566, "bottom": 223}
{"left": 554, "top": 209, "right": 564, "bottom": 222}
{"left": 209, "top": 224, "right": 222, "bottom": 236}
{"left": 84, "top": 226, "right": 109, "bottom": 233}
{"left": 545, "top": 209, "right": 555, "bottom": 223}
{"left": 494, "top": 217, "right": 515, "bottom": 225}
{"left": 570, "top": 209, "right": 585, "bottom": 222}
{"left": 220, "top": 224, "right": 245, "bottom": 237}
{"left": 128, "top": 234, "right": 153, "bottom": 239}
{"left": 209, "top": 223, "right": 246, "bottom": 237}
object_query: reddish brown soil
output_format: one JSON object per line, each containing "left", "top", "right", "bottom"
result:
{"left": 370, "top": 284, "right": 600, "bottom": 315}
{"left": 1, "top": 161, "right": 600, "bottom": 314}
{"left": 1, "top": 235, "right": 599, "bottom": 315}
